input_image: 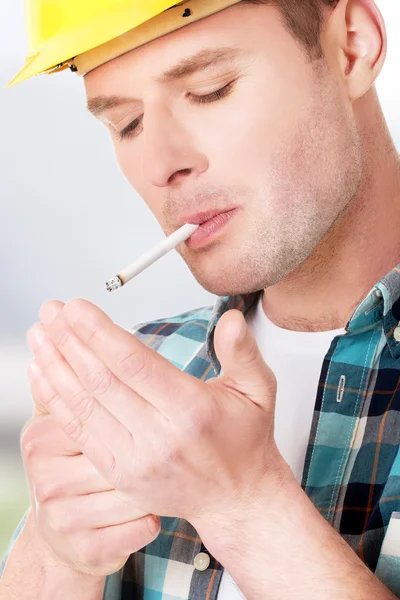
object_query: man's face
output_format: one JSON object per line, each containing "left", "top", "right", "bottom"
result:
{"left": 84, "top": 3, "right": 363, "bottom": 296}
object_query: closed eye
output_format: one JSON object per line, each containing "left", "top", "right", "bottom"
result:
{"left": 118, "top": 115, "right": 143, "bottom": 140}
{"left": 188, "top": 80, "right": 236, "bottom": 104}
{"left": 117, "top": 80, "right": 236, "bottom": 141}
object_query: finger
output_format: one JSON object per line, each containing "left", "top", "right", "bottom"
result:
{"left": 21, "top": 409, "right": 81, "bottom": 458}
{"left": 27, "top": 322, "right": 132, "bottom": 449}
{"left": 36, "top": 304, "right": 162, "bottom": 427}
{"left": 61, "top": 299, "right": 202, "bottom": 417}
{"left": 43, "top": 490, "right": 150, "bottom": 532}
{"left": 23, "top": 355, "right": 124, "bottom": 480}
{"left": 70, "top": 515, "right": 161, "bottom": 576}
{"left": 95, "top": 514, "right": 161, "bottom": 556}
{"left": 27, "top": 360, "right": 49, "bottom": 417}
{"left": 214, "top": 309, "right": 277, "bottom": 410}
{"left": 32, "top": 454, "right": 113, "bottom": 502}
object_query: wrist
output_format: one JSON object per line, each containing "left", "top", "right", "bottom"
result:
{"left": 39, "top": 550, "right": 106, "bottom": 599}
{"left": 40, "top": 569, "right": 106, "bottom": 600}
{"left": 27, "top": 512, "right": 106, "bottom": 598}
{"left": 194, "top": 460, "right": 298, "bottom": 559}
{"left": 197, "top": 473, "right": 385, "bottom": 600}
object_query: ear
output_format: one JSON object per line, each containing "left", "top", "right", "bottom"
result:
{"left": 324, "top": 0, "right": 387, "bottom": 102}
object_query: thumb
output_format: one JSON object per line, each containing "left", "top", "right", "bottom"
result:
{"left": 213, "top": 309, "right": 277, "bottom": 409}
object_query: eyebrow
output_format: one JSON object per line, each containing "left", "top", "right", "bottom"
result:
{"left": 86, "top": 46, "right": 243, "bottom": 116}
{"left": 87, "top": 95, "right": 135, "bottom": 116}
{"left": 156, "top": 46, "right": 243, "bottom": 82}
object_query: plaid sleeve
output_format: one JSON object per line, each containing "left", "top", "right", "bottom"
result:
{"left": 0, "top": 509, "right": 29, "bottom": 580}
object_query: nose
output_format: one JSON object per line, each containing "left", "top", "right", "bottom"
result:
{"left": 141, "top": 104, "right": 208, "bottom": 188}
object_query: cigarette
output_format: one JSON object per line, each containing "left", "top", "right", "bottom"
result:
{"left": 105, "top": 223, "right": 200, "bottom": 292}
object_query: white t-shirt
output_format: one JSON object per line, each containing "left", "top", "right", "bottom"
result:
{"left": 217, "top": 294, "right": 346, "bottom": 599}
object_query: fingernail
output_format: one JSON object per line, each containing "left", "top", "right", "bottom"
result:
{"left": 27, "top": 361, "right": 43, "bottom": 381}
{"left": 63, "top": 301, "right": 81, "bottom": 326}
{"left": 39, "top": 303, "right": 59, "bottom": 326}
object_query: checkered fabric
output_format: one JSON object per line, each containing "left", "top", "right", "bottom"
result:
{"left": 2, "top": 265, "right": 400, "bottom": 599}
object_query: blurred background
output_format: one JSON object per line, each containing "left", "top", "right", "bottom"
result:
{"left": 0, "top": 0, "right": 399, "bottom": 560}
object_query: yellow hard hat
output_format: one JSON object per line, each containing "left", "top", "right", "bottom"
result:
{"left": 9, "top": 0, "right": 242, "bottom": 87}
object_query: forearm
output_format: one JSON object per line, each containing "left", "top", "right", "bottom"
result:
{"left": 204, "top": 477, "right": 397, "bottom": 600}
{"left": 0, "top": 513, "right": 105, "bottom": 600}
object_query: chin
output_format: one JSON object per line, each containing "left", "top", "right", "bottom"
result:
{"left": 189, "top": 268, "right": 269, "bottom": 298}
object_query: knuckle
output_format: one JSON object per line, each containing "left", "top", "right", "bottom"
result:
{"left": 84, "top": 365, "right": 113, "bottom": 396}
{"left": 21, "top": 424, "right": 38, "bottom": 459}
{"left": 145, "top": 515, "right": 161, "bottom": 539}
{"left": 46, "top": 502, "right": 73, "bottom": 535}
{"left": 38, "top": 383, "right": 59, "bottom": 410}
{"left": 158, "top": 441, "right": 181, "bottom": 466}
{"left": 116, "top": 349, "right": 149, "bottom": 383}
{"left": 102, "top": 452, "right": 127, "bottom": 489}
{"left": 68, "top": 388, "right": 95, "bottom": 423}
{"left": 20, "top": 414, "right": 60, "bottom": 460}
{"left": 20, "top": 415, "right": 54, "bottom": 460}
{"left": 102, "top": 450, "right": 117, "bottom": 478}
{"left": 82, "top": 317, "right": 101, "bottom": 346}
{"left": 59, "top": 512, "right": 76, "bottom": 535}
{"left": 179, "top": 403, "right": 213, "bottom": 439}
{"left": 53, "top": 327, "right": 71, "bottom": 350}
{"left": 63, "top": 416, "right": 88, "bottom": 444}
{"left": 35, "top": 479, "right": 60, "bottom": 504}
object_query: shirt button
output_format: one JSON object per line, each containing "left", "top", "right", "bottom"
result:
{"left": 394, "top": 325, "right": 400, "bottom": 343}
{"left": 194, "top": 552, "right": 211, "bottom": 571}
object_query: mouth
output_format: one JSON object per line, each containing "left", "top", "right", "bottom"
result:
{"left": 184, "top": 208, "right": 239, "bottom": 249}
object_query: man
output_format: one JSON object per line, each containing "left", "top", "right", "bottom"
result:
{"left": 1, "top": 0, "right": 400, "bottom": 598}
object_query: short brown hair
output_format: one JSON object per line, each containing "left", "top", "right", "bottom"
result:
{"left": 241, "top": 0, "right": 340, "bottom": 60}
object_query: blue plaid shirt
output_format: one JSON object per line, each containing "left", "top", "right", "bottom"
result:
{"left": 2, "top": 264, "right": 400, "bottom": 599}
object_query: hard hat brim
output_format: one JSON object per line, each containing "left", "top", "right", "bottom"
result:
{"left": 8, "top": 0, "right": 242, "bottom": 87}
{"left": 7, "top": 55, "right": 42, "bottom": 88}
{"left": 7, "top": 0, "right": 183, "bottom": 87}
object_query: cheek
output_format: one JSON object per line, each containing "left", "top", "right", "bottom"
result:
{"left": 205, "top": 73, "right": 313, "bottom": 182}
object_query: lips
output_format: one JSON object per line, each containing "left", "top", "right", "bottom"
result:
{"left": 180, "top": 207, "right": 238, "bottom": 227}
{"left": 185, "top": 208, "right": 238, "bottom": 249}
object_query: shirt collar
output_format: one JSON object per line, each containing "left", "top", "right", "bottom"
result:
{"left": 206, "top": 263, "right": 400, "bottom": 374}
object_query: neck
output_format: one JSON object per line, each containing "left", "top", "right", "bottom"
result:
{"left": 263, "top": 89, "right": 400, "bottom": 332}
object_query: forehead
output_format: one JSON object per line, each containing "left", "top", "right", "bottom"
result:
{"left": 83, "top": 3, "right": 284, "bottom": 94}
